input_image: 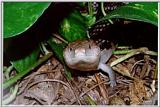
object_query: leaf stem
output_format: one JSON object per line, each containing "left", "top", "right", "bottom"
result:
{"left": 113, "top": 50, "right": 132, "bottom": 55}
{"left": 40, "top": 42, "right": 50, "bottom": 55}
{"left": 101, "top": 2, "right": 113, "bottom": 24}
{"left": 110, "top": 47, "right": 157, "bottom": 67}
{"left": 101, "top": 2, "right": 106, "bottom": 16}
{"left": 113, "top": 49, "right": 158, "bottom": 56}
{"left": 88, "top": 2, "right": 93, "bottom": 16}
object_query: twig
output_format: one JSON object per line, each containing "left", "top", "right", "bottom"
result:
{"left": 61, "top": 70, "right": 82, "bottom": 105}
{"left": 94, "top": 73, "right": 109, "bottom": 102}
{"left": 52, "top": 33, "right": 68, "bottom": 44}
{"left": 66, "top": 79, "right": 82, "bottom": 105}
{"left": 140, "top": 55, "right": 150, "bottom": 78}
{"left": 26, "top": 79, "right": 70, "bottom": 89}
{"left": 71, "top": 80, "right": 109, "bottom": 104}
{"left": 130, "top": 60, "right": 144, "bottom": 76}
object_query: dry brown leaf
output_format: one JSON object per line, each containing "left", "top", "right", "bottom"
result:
{"left": 109, "top": 96, "right": 125, "bottom": 105}
{"left": 129, "top": 79, "right": 148, "bottom": 104}
{"left": 116, "top": 64, "right": 131, "bottom": 76}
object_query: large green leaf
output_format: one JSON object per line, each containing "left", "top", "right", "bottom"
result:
{"left": 4, "top": 2, "right": 51, "bottom": 38}
{"left": 59, "top": 10, "right": 88, "bottom": 42}
{"left": 10, "top": 47, "right": 40, "bottom": 73}
{"left": 98, "top": 2, "right": 158, "bottom": 26}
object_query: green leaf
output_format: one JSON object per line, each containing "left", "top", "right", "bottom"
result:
{"left": 82, "top": 14, "right": 96, "bottom": 27}
{"left": 10, "top": 47, "right": 40, "bottom": 73}
{"left": 59, "top": 10, "right": 88, "bottom": 42}
{"left": 4, "top": 2, "right": 51, "bottom": 38}
{"left": 48, "top": 39, "right": 66, "bottom": 62}
{"left": 3, "top": 53, "right": 53, "bottom": 89}
{"left": 98, "top": 2, "right": 158, "bottom": 26}
{"left": 63, "top": 64, "right": 72, "bottom": 80}
{"left": 47, "top": 38, "right": 72, "bottom": 80}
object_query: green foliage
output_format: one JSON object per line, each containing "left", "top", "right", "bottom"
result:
{"left": 48, "top": 39, "right": 66, "bottom": 62}
{"left": 10, "top": 47, "right": 40, "bottom": 73}
{"left": 47, "top": 39, "right": 72, "bottom": 80}
{"left": 98, "top": 2, "right": 158, "bottom": 26}
{"left": 3, "top": 53, "right": 53, "bottom": 89}
{"left": 59, "top": 10, "right": 88, "bottom": 42}
{"left": 4, "top": 2, "right": 51, "bottom": 38}
{"left": 83, "top": 14, "right": 96, "bottom": 27}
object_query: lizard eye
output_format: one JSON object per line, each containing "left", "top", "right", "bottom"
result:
{"left": 69, "top": 47, "right": 73, "bottom": 51}
{"left": 68, "top": 47, "right": 75, "bottom": 57}
{"left": 88, "top": 44, "right": 91, "bottom": 49}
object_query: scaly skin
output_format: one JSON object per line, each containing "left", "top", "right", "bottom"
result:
{"left": 63, "top": 39, "right": 116, "bottom": 87}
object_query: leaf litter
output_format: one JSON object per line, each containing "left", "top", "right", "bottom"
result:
{"left": 9, "top": 46, "right": 158, "bottom": 105}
